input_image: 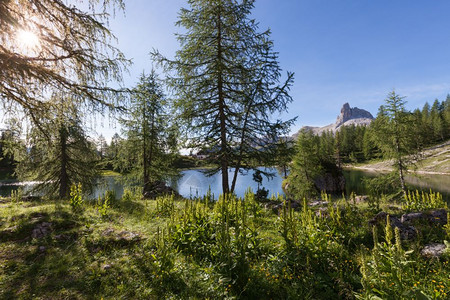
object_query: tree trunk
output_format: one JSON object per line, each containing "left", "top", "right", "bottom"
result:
{"left": 217, "top": 6, "right": 229, "bottom": 195}
{"left": 395, "top": 137, "right": 407, "bottom": 195}
{"left": 143, "top": 98, "right": 150, "bottom": 196}
{"left": 59, "top": 126, "right": 69, "bottom": 199}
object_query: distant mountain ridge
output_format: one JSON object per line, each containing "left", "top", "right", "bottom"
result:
{"left": 295, "top": 103, "right": 374, "bottom": 137}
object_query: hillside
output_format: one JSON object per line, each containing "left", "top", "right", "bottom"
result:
{"left": 350, "top": 141, "right": 450, "bottom": 175}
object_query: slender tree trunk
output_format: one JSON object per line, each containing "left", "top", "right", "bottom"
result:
{"left": 59, "top": 126, "right": 69, "bottom": 199}
{"left": 148, "top": 109, "right": 155, "bottom": 183}
{"left": 395, "top": 137, "right": 406, "bottom": 195}
{"left": 217, "top": 7, "right": 229, "bottom": 195}
{"left": 231, "top": 96, "right": 253, "bottom": 193}
{"left": 143, "top": 99, "right": 150, "bottom": 196}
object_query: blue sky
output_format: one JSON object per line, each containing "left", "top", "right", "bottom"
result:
{"left": 103, "top": 0, "right": 450, "bottom": 137}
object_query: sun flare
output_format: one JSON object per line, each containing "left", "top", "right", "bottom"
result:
{"left": 16, "top": 29, "right": 40, "bottom": 50}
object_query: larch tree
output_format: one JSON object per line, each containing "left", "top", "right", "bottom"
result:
{"left": 286, "top": 130, "right": 322, "bottom": 200}
{"left": 370, "top": 91, "right": 419, "bottom": 195}
{"left": 0, "top": 0, "right": 128, "bottom": 127}
{"left": 153, "top": 0, "right": 295, "bottom": 195}
{"left": 15, "top": 95, "right": 99, "bottom": 198}
{"left": 117, "top": 71, "right": 178, "bottom": 196}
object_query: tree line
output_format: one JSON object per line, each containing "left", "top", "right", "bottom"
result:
{"left": 286, "top": 92, "right": 450, "bottom": 200}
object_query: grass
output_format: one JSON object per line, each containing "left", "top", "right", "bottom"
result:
{"left": 349, "top": 140, "right": 450, "bottom": 175}
{"left": 0, "top": 190, "right": 449, "bottom": 299}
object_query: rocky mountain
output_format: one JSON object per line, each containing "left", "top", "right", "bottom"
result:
{"left": 295, "top": 103, "right": 374, "bottom": 137}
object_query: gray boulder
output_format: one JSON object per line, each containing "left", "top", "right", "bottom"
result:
{"left": 421, "top": 243, "right": 447, "bottom": 258}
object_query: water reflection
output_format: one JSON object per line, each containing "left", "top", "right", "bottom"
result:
{"left": 1, "top": 169, "right": 449, "bottom": 201}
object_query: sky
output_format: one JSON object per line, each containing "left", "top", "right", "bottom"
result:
{"left": 100, "top": 0, "right": 450, "bottom": 138}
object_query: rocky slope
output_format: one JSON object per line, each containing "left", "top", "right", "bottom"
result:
{"left": 350, "top": 140, "right": 450, "bottom": 175}
{"left": 295, "top": 103, "right": 374, "bottom": 137}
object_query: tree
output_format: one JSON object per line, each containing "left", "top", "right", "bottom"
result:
{"left": 153, "top": 0, "right": 294, "bottom": 194}
{"left": 15, "top": 95, "right": 99, "bottom": 198}
{"left": 116, "top": 71, "right": 178, "bottom": 196}
{"left": 97, "top": 134, "right": 108, "bottom": 160}
{"left": 444, "top": 95, "right": 450, "bottom": 139}
{"left": 430, "top": 99, "right": 444, "bottom": 142}
{"left": 0, "top": 0, "right": 127, "bottom": 128}
{"left": 370, "top": 91, "right": 419, "bottom": 195}
{"left": 286, "top": 130, "right": 323, "bottom": 200}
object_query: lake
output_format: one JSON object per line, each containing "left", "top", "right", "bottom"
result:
{"left": 1, "top": 168, "right": 449, "bottom": 201}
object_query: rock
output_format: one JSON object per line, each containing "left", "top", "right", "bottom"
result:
{"left": 368, "top": 211, "right": 388, "bottom": 226}
{"left": 401, "top": 212, "right": 426, "bottom": 224}
{"left": 102, "top": 228, "right": 142, "bottom": 243}
{"left": 118, "top": 230, "right": 141, "bottom": 242}
{"left": 429, "top": 209, "right": 448, "bottom": 225}
{"left": 39, "top": 246, "right": 46, "bottom": 252}
{"left": 401, "top": 209, "right": 448, "bottom": 225}
{"left": 31, "top": 222, "right": 52, "bottom": 239}
{"left": 421, "top": 243, "right": 447, "bottom": 258}
{"left": 314, "top": 172, "right": 346, "bottom": 194}
{"left": 143, "top": 181, "right": 180, "bottom": 199}
{"left": 269, "top": 200, "right": 301, "bottom": 214}
{"left": 54, "top": 234, "right": 68, "bottom": 241}
{"left": 102, "top": 228, "right": 115, "bottom": 236}
{"left": 21, "top": 195, "right": 41, "bottom": 202}
{"left": 308, "top": 200, "right": 328, "bottom": 207}
{"left": 354, "top": 195, "right": 369, "bottom": 204}
{"left": 368, "top": 212, "right": 417, "bottom": 240}
{"left": 295, "top": 103, "right": 374, "bottom": 137}
{"left": 335, "top": 103, "right": 374, "bottom": 128}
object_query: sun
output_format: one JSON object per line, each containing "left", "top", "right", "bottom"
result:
{"left": 16, "top": 29, "right": 40, "bottom": 51}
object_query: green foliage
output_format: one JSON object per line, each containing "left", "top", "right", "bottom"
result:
{"left": 2, "top": 191, "right": 449, "bottom": 299}
{"left": 363, "top": 172, "right": 401, "bottom": 201}
{"left": 402, "top": 190, "right": 447, "bottom": 212}
{"left": 97, "top": 196, "right": 110, "bottom": 218}
{"left": 14, "top": 96, "right": 100, "bottom": 199}
{"left": 276, "top": 199, "right": 358, "bottom": 298}
{"left": 10, "top": 188, "right": 23, "bottom": 203}
{"left": 167, "top": 191, "right": 264, "bottom": 295}
{"left": 370, "top": 91, "right": 421, "bottom": 193}
{"left": 287, "top": 129, "right": 343, "bottom": 200}
{"left": 116, "top": 71, "right": 178, "bottom": 195}
{"left": 153, "top": 0, "right": 294, "bottom": 194}
{"left": 69, "top": 183, "right": 84, "bottom": 211}
{"left": 0, "top": 0, "right": 127, "bottom": 128}
{"left": 155, "top": 194, "right": 175, "bottom": 217}
{"left": 356, "top": 218, "right": 449, "bottom": 299}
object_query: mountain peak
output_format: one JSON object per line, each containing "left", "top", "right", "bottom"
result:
{"left": 295, "top": 103, "right": 374, "bottom": 137}
{"left": 336, "top": 102, "right": 374, "bottom": 128}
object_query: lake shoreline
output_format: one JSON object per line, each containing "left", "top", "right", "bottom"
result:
{"left": 346, "top": 166, "right": 450, "bottom": 176}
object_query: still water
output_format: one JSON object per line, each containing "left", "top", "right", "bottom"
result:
{"left": 1, "top": 168, "right": 449, "bottom": 200}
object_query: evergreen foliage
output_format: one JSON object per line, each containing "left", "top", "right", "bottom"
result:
{"left": 116, "top": 71, "right": 178, "bottom": 195}
{"left": 0, "top": 0, "right": 128, "bottom": 127}
{"left": 153, "top": 0, "right": 295, "bottom": 194}
{"left": 14, "top": 95, "right": 99, "bottom": 199}
{"left": 287, "top": 129, "right": 341, "bottom": 199}
{"left": 369, "top": 91, "right": 419, "bottom": 194}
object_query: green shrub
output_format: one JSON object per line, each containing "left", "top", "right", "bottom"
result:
{"left": 357, "top": 216, "right": 449, "bottom": 299}
{"left": 403, "top": 190, "right": 447, "bottom": 212}
{"left": 69, "top": 183, "right": 83, "bottom": 211}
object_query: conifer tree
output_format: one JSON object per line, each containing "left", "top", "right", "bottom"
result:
{"left": 116, "top": 71, "right": 178, "bottom": 196}
{"left": 0, "top": 0, "right": 127, "bottom": 127}
{"left": 15, "top": 95, "right": 99, "bottom": 198}
{"left": 153, "top": 0, "right": 294, "bottom": 194}
{"left": 370, "top": 91, "right": 419, "bottom": 195}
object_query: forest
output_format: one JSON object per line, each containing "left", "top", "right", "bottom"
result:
{"left": 0, "top": 0, "right": 449, "bottom": 299}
